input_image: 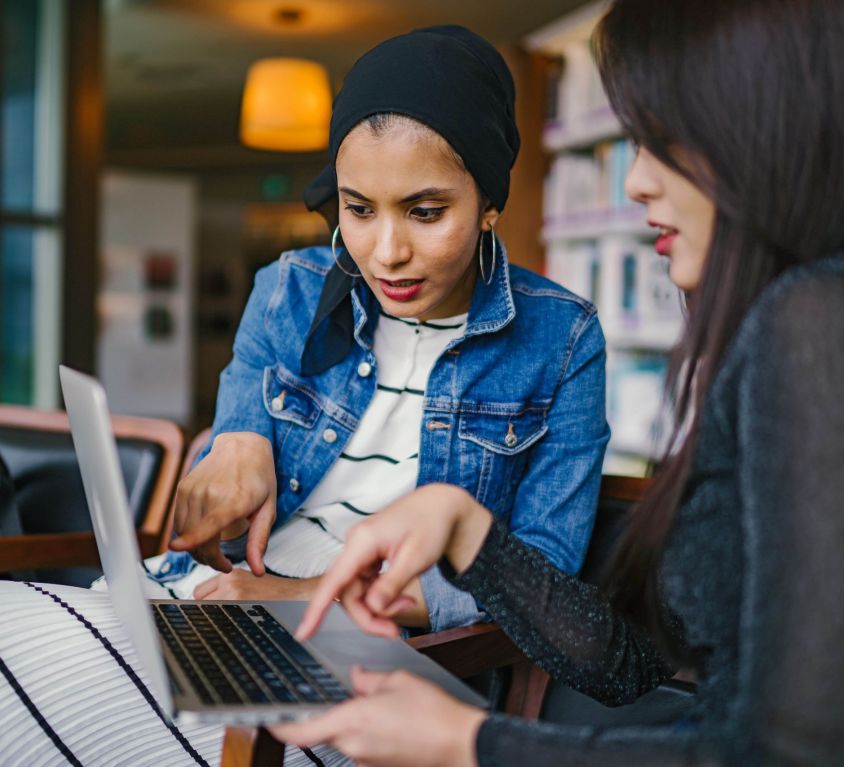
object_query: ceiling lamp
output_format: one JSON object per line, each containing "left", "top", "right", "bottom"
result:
{"left": 240, "top": 58, "right": 331, "bottom": 152}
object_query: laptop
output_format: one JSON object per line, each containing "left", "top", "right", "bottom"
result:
{"left": 59, "top": 365, "right": 486, "bottom": 725}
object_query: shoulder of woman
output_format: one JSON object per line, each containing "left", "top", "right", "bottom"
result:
{"left": 275, "top": 246, "right": 335, "bottom": 276}
{"left": 734, "top": 252, "right": 844, "bottom": 358}
{"left": 249, "top": 246, "right": 335, "bottom": 298}
{"left": 507, "top": 263, "right": 597, "bottom": 319}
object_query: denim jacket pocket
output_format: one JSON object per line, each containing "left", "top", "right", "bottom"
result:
{"left": 457, "top": 405, "right": 549, "bottom": 511}
{"left": 262, "top": 365, "right": 321, "bottom": 428}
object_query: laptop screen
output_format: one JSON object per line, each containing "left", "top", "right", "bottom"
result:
{"left": 59, "top": 365, "right": 173, "bottom": 715}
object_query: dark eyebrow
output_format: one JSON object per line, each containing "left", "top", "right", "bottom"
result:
{"left": 338, "top": 186, "right": 455, "bottom": 205}
{"left": 399, "top": 187, "right": 455, "bottom": 204}
{"left": 339, "top": 186, "right": 374, "bottom": 203}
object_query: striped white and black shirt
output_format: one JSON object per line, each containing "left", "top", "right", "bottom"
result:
{"left": 290, "top": 310, "right": 467, "bottom": 559}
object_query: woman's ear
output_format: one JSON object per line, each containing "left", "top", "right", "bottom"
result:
{"left": 480, "top": 205, "right": 500, "bottom": 232}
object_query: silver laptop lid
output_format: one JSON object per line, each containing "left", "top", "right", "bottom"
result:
{"left": 59, "top": 365, "right": 173, "bottom": 716}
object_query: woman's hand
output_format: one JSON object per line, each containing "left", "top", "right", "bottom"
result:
{"left": 169, "top": 432, "right": 276, "bottom": 575}
{"left": 296, "top": 483, "right": 492, "bottom": 640}
{"left": 271, "top": 667, "right": 484, "bottom": 767}
{"left": 193, "top": 569, "right": 431, "bottom": 631}
{"left": 192, "top": 570, "right": 319, "bottom": 601}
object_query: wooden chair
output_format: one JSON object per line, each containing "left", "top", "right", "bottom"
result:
{"left": 219, "top": 474, "right": 653, "bottom": 767}
{"left": 0, "top": 404, "right": 183, "bottom": 584}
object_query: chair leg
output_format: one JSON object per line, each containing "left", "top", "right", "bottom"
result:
{"left": 220, "top": 726, "right": 285, "bottom": 767}
{"left": 503, "top": 660, "right": 550, "bottom": 720}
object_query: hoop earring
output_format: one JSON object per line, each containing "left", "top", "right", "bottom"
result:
{"left": 332, "top": 225, "right": 361, "bottom": 278}
{"left": 478, "top": 227, "right": 497, "bottom": 285}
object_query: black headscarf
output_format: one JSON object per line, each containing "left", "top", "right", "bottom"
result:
{"left": 300, "top": 24, "right": 520, "bottom": 377}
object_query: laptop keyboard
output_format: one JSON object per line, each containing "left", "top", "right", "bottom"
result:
{"left": 153, "top": 603, "right": 349, "bottom": 706}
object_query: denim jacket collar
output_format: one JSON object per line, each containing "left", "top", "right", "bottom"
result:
{"left": 461, "top": 243, "right": 516, "bottom": 338}
{"left": 301, "top": 243, "right": 516, "bottom": 375}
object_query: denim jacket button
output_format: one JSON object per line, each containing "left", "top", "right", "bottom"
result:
{"left": 271, "top": 395, "right": 285, "bottom": 412}
{"left": 357, "top": 361, "right": 372, "bottom": 378}
{"left": 504, "top": 432, "right": 518, "bottom": 447}
{"left": 289, "top": 478, "right": 301, "bottom": 492}
{"left": 322, "top": 428, "right": 338, "bottom": 443}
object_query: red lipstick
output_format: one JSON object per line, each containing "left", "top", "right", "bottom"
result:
{"left": 378, "top": 278, "right": 424, "bottom": 302}
{"left": 654, "top": 231, "right": 677, "bottom": 255}
{"left": 649, "top": 221, "right": 678, "bottom": 256}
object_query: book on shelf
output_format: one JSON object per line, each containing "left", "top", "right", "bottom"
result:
{"left": 548, "top": 39, "right": 612, "bottom": 132}
{"left": 546, "top": 236, "right": 683, "bottom": 351}
{"left": 545, "top": 241, "right": 598, "bottom": 302}
{"left": 636, "top": 244, "right": 685, "bottom": 326}
{"left": 543, "top": 56, "right": 564, "bottom": 122}
{"left": 606, "top": 351, "right": 669, "bottom": 460}
{"left": 602, "top": 239, "right": 683, "bottom": 318}
{"left": 543, "top": 138, "right": 636, "bottom": 225}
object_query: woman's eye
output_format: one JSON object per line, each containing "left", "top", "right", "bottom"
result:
{"left": 411, "top": 206, "right": 446, "bottom": 221}
{"left": 344, "top": 203, "right": 372, "bottom": 218}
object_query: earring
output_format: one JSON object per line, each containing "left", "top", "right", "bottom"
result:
{"left": 478, "top": 227, "right": 497, "bottom": 285}
{"left": 332, "top": 225, "right": 361, "bottom": 278}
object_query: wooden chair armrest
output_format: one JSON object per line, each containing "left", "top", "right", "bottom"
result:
{"left": 0, "top": 532, "right": 100, "bottom": 571}
{"left": 221, "top": 726, "right": 285, "bottom": 767}
{"left": 405, "top": 621, "right": 527, "bottom": 678}
{"left": 408, "top": 622, "right": 550, "bottom": 718}
{"left": 0, "top": 530, "right": 160, "bottom": 572}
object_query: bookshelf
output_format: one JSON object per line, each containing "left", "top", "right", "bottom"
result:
{"left": 542, "top": 106, "right": 620, "bottom": 152}
{"left": 543, "top": 205, "right": 652, "bottom": 242}
{"left": 526, "top": 0, "right": 684, "bottom": 475}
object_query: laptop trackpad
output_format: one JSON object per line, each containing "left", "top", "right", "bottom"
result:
{"left": 264, "top": 601, "right": 486, "bottom": 707}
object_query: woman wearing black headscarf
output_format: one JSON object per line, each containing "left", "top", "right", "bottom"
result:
{"left": 0, "top": 26, "right": 610, "bottom": 767}
{"left": 162, "top": 25, "right": 609, "bottom": 635}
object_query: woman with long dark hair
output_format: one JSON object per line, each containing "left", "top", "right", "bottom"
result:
{"left": 274, "top": 0, "right": 844, "bottom": 764}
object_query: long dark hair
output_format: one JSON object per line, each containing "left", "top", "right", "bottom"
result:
{"left": 593, "top": 0, "right": 844, "bottom": 631}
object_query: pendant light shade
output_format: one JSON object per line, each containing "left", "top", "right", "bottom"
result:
{"left": 240, "top": 58, "right": 331, "bottom": 152}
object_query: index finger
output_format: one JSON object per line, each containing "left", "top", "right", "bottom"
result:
{"left": 169, "top": 509, "right": 233, "bottom": 553}
{"left": 245, "top": 498, "right": 275, "bottom": 576}
{"left": 295, "top": 547, "right": 383, "bottom": 640}
{"left": 194, "top": 536, "right": 234, "bottom": 573}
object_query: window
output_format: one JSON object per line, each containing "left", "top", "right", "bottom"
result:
{"left": 0, "top": 0, "right": 65, "bottom": 405}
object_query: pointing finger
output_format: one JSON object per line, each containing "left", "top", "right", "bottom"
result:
{"left": 245, "top": 498, "right": 275, "bottom": 576}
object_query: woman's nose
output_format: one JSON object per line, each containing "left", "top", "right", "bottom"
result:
{"left": 624, "top": 147, "right": 661, "bottom": 204}
{"left": 372, "top": 222, "right": 411, "bottom": 268}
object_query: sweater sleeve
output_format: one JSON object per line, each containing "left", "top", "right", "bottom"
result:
{"left": 446, "top": 524, "right": 702, "bottom": 766}
{"left": 448, "top": 521, "right": 673, "bottom": 706}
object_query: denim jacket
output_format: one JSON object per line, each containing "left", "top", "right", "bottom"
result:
{"left": 159, "top": 245, "right": 610, "bottom": 631}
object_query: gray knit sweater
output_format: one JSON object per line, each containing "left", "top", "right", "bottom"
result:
{"left": 450, "top": 253, "right": 844, "bottom": 766}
